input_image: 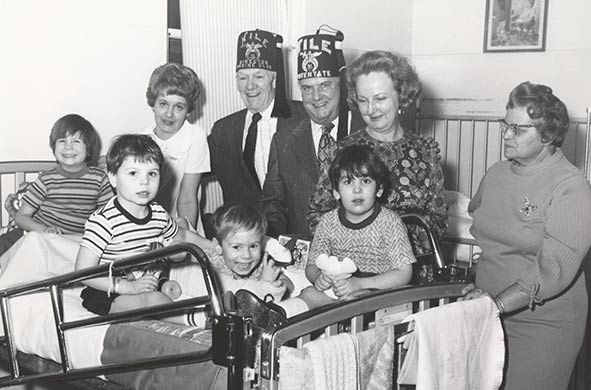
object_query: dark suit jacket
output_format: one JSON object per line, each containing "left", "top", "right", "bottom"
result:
{"left": 208, "top": 100, "right": 306, "bottom": 206}
{"left": 260, "top": 111, "right": 365, "bottom": 238}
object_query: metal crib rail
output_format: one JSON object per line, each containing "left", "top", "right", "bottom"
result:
{"left": 257, "top": 283, "right": 468, "bottom": 388}
{"left": 0, "top": 242, "right": 226, "bottom": 388}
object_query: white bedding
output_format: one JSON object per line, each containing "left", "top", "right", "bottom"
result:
{"left": 444, "top": 191, "right": 479, "bottom": 262}
{"left": 0, "top": 232, "right": 108, "bottom": 368}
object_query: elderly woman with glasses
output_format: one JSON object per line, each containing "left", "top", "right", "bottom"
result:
{"left": 463, "top": 81, "right": 591, "bottom": 390}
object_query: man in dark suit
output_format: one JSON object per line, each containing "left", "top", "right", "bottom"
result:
{"left": 261, "top": 28, "right": 364, "bottom": 238}
{"left": 209, "top": 29, "right": 306, "bottom": 206}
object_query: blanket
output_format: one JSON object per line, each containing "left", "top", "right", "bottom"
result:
{"left": 398, "top": 296, "right": 505, "bottom": 390}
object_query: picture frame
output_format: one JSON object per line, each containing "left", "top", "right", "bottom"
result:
{"left": 483, "top": 0, "right": 549, "bottom": 53}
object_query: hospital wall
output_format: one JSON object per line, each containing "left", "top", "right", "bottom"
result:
{"left": 1, "top": 0, "right": 589, "bottom": 162}
{"left": 0, "top": 0, "right": 167, "bottom": 161}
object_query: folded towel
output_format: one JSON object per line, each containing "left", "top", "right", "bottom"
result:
{"left": 398, "top": 296, "right": 505, "bottom": 390}
{"left": 278, "top": 346, "right": 314, "bottom": 390}
{"left": 305, "top": 333, "right": 358, "bottom": 390}
{"left": 353, "top": 325, "right": 395, "bottom": 390}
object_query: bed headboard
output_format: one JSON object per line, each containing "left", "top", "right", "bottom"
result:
{"left": 0, "top": 161, "right": 56, "bottom": 228}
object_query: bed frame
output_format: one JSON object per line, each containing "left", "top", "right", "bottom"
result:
{"left": 254, "top": 283, "right": 468, "bottom": 390}
{"left": 0, "top": 161, "right": 472, "bottom": 389}
{"left": 0, "top": 242, "right": 233, "bottom": 388}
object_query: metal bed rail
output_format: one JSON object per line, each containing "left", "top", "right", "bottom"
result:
{"left": 256, "top": 283, "right": 468, "bottom": 390}
{"left": 0, "top": 242, "right": 231, "bottom": 388}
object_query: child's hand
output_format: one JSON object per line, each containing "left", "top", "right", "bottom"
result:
{"left": 118, "top": 275, "right": 159, "bottom": 295}
{"left": 260, "top": 252, "right": 281, "bottom": 283}
{"left": 332, "top": 277, "right": 362, "bottom": 299}
{"left": 260, "top": 280, "right": 287, "bottom": 302}
{"left": 44, "top": 226, "right": 63, "bottom": 234}
{"left": 314, "top": 272, "right": 335, "bottom": 292}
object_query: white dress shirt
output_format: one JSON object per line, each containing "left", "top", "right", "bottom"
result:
{"left": 242, "top": 101, "right": 277, "bottom": 187}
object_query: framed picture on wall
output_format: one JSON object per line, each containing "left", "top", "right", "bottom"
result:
{"left": 484, "top": 0, "right": 549, "bottom": 52}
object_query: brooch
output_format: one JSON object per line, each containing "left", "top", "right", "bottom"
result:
{"left": 519, "top": 197, "right": 538, "bottom": 217}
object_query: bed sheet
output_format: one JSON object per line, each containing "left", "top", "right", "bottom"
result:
{"left": 0, "top": 232, "right": 108, "bottom": 368}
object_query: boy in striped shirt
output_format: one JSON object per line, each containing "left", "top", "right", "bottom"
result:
{"left": 75, "top": 134, "right": 213, "bottom": 315}
{"left": 15, "top": 114, "right": 113, "bottom": 235}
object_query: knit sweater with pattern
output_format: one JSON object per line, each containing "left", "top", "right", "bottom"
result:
{"left": 308, "top": 205, "right": 416, "bottom": 274}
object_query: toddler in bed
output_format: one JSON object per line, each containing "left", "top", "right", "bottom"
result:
{"left": 12, "top": 114, "right": 113, "bottom": 237}
{"left": 167, "top": 202, "right": 294, "bottom": 327}
{"left": 304, "top": 144, "right": 416, "bottom": 303}
{"left": 75, "top": 134, "right": 213, "bottom": 315}
{"left": 205, "top": 202, "right": 293, "bottom": 300}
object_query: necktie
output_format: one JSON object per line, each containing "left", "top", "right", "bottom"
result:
{"left": 317, "top": 123, "right": 336, "bottom": 166}
{"left": 243, "top": 112, "right": 262, "bottom": 187}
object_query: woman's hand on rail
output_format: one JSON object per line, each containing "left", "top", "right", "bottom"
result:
{"left": 460, "top": 283, "right": 492, "bottom": 301}
{"left": 118, "top": 275, "right": 159, "bottom": 295}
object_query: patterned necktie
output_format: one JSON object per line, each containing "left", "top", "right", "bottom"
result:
{"left": 317, "top": 123, "right": 336, "bottom": 166}
{"left": 243, "top": 112, "right": 262, "bottom": 188}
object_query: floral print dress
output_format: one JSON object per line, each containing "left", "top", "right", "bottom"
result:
{"left": 307, "top": 128, "right": 447, "bottom": 254}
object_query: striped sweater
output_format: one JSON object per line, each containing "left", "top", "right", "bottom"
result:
{"left": 21, "top": 165, "right": 113, "bottom": 234}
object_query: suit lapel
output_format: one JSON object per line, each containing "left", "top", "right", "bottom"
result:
{"left": 289, "top": 118, "right": 319, "bottom": 183}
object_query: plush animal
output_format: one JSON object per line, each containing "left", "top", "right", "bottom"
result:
{"left": 264, "top": 237, "right": 292, "bottom": 264}
{"left": 316, "top": 254, "right": 357, "bottom": 280}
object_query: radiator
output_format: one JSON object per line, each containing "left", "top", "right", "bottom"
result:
{"left": 416, "top": 114, "right": 591, "bottom": 198}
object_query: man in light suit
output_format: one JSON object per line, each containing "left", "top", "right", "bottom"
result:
{"left": 261, "top": 28, "right": 363, "bottom": 238}
{"left": 209, "top": 29, "right": 306, "bottom": 206}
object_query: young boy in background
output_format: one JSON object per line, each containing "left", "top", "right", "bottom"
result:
{"left": 75, "top": 134, "right": 213, "bottom": 315}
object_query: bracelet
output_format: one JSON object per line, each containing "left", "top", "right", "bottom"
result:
{"left": 493, "top": 295, "right": 506, "bottom": 314}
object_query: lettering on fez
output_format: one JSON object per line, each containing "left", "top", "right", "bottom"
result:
{"left": 237, "top": 59, "right": 272, "bottom": 70}
{"left": 297, "top": 70, "right": 333, "bottom": 80}
{"left": 300, "top": 38, "right": 332, "bottom": 55}
{"left": 241, "top": 31, "right": 270, "bottom": 48}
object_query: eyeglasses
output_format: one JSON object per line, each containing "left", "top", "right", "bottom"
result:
{"left": 498, "top": 119, "right": 536, "bottom": 137}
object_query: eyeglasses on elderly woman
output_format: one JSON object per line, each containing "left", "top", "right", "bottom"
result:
{"left": 498, "top": 119, "right": 536, "bottom": 137}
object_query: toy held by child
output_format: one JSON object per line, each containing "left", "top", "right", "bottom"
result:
{"left": 304, "top": 144, "right": 416, "bottom": 304}
{"left": 75, "top": 134, "right": 213, "bottom": 316}
{"left": 14, "top": 114, "right": 113, "bottom": 237}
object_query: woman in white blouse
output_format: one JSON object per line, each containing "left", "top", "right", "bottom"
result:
{"left": 144, "top": 63, "right": 211, "bottom": 235}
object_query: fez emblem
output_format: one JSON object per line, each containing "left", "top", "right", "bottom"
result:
{"left": 519, "top": 197, "right": 538, "bottom": 217}
{"left": 244, "top": 42, "right": 263, "bottom": 61}
{"left": 300, "top": 51, "right": 322, "bottom": 72}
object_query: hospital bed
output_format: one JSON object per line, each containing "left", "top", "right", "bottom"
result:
{"left": 0, "top": 159, "right": 476, "bottom": 389}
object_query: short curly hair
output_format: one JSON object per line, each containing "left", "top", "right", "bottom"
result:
{"left": 507, "top": 81, "right": 569, "bottom": 147}
{"left": 145, "top": 63, "right": 201, "bottom": 113}
{"left": 346, "top": 50, "right": 421, "bottom": 110}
